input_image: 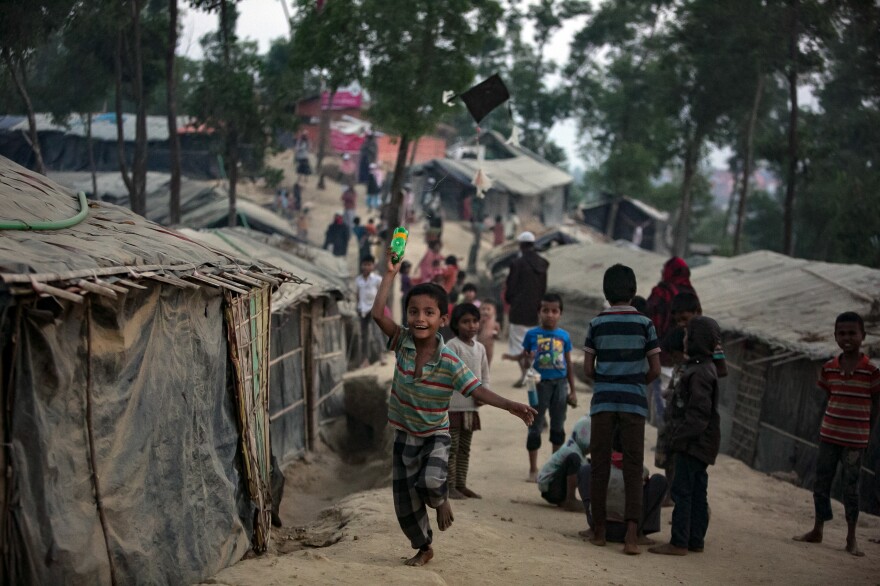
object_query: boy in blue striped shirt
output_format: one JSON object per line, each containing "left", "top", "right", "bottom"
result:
{"left": 583, "top": 264, "right": 661, "bottom": 555}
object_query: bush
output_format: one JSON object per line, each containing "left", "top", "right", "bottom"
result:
{"left": 263, "top": 166, "right": 285, "bottom": 190}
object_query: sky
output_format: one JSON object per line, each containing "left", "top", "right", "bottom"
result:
{"left": 180, "top": 1, "right": 729, "bottom": 173}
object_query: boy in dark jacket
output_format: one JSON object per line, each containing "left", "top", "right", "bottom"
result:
{"left": 649, "top": 316, "right": 721, "bottom": 556}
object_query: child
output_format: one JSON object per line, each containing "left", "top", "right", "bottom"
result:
{"left": 584, "top": 264, "right": 661, "bottom": 555}
{"left": 295, "top": 207, "right": 309, "bottom": 241}
{"left": 478, "top": 300, "right": 501, "bottom": 366}
{"left": 355, "top": 255, "right": 385, "bottom": 367}
{"left": 793, "top": 312, "right": 879, "bottom": 557}
{"left": 656, "top": 293, "right": 727, "bottom": 480}
{"left": 522, "top": 293, "right": 578, "bottom": 483}
{"left": 446, "top": 304, "right": 489, "bottom": 500}
{"left": 459, "top": 283, "right": 480, "bottom": 307}
{"left": 537, "top": 416, "right": 591, "bottom": 511}
{"left": 649, "top": 316, "right": 722, "bottom": 556}
{"left": 371, "top": 255, "right": 536, "bottom": 567}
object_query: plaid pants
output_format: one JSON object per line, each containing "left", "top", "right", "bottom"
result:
{"left": 392, "top": 430, "right": 450, "bottom": 550}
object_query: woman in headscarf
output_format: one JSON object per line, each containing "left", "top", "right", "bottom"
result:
{"left": 646, "top": 257, "right": 696, "bottom": 346}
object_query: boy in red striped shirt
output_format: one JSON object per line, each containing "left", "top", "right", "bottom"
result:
{"left": 793, "top": 312, "right": 880, "bottom": 556}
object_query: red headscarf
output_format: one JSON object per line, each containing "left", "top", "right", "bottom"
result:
{"left": 661, "top": 256, "right": 693, "bottom": 290}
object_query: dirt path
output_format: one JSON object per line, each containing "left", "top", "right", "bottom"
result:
{"left": 208, "top": 157, "right": 880, "bottom": 583}
{"left": 204, "top": 354, "right": 880, "bottom": 585}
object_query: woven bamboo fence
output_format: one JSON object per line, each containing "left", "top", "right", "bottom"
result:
{"left": 224, "top": 286, "right": 273, "bottom": 552}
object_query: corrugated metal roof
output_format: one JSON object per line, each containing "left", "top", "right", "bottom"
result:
{"left": 545, "top": 243, "right": 880, "bottom": 359}
{"left": 0, "top": 156, "right": 291, "bottom": 292}
{"left": 0, "top": 113, "right": 190, "bottom": 142}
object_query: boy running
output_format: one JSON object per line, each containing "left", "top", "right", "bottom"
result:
{"left": 372, "top": 252, "right": 536, "bottom": 567}
{"left": 793, "top": 312, "right": 879, "bottom": 557}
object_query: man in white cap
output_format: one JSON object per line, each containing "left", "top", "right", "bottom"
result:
{"left": 504, "top": 231, "right": 549, "bottom": 386}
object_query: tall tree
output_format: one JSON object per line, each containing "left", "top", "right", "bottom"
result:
{"left": 189, "top": 2, "right": 267, "bottom": 226}
{"left": 0, "top": 0, "right": 75, "bottom": 174}
{"left": 166, "top": 0, "right": 182, "bottom": 224}
{"left": 361, "top": 0, "right": 503, "bottom": 235}
{"left": 290, "top": 0, "right": 363, "bottom": 187}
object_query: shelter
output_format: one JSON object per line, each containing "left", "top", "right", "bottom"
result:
{"left": 414, "top": 131, "right": 573, "bottom": 224}
{"left": 580, "top": 195, "right": 670, "bottom": 254}
{"left": 0, "top": 156, "right": 295, "bottom": 584}
{"left": 0, "top": 113, "right": 227, "bottom": 179}
{"left": 544, "top": 243, "right": 880, "bottom": 515}
{"left": 179, "top": 228, "right": 350, "bottom": 465}
{"left": 50, "top": 171, "right": 302, "bottom": 240}
{"left": 691, "top": 251, "right": 880, "bottom": 514}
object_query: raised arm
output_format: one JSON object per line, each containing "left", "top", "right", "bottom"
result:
{"left": 371, "top": 251, "right": 400, "bottom": 338}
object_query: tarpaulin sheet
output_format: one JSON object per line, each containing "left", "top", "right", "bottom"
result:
{"left": 5, "top": 284, "right": 251, "bottom": 585}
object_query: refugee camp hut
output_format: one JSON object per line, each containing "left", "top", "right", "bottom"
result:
{"left": 540, "top": 240, "right": 665, "bottom": 335}
{"left": 580, "top": 195, "right": 670, "bottom": 254}
{"left": 179, "top": 228, "right": 349, "bottom": 464}
{"left": 0, "top": 157, "right": 295, "bottom": 584}
{"left": 415, "top": 131, "right": 573, "bottom": 224}
{"left": 0, "top": 113, "right": 224, "bottom": 179}
{"left": 690, "top": 251, "right": 880, "bottom": 514}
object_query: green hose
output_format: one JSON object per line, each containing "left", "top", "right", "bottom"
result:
{"left": 0, "top": 191, "right": 89, "bottom": 231}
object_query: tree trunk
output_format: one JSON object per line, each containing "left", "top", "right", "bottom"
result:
{"left": 722, "top": 157, "right": 741, "bottom": 244}
{"left": 316, "top": 88, "right": 335, "bottom": 190}
{"left": 733, "top": 74, "right": 765, "bottom": 255}
{"left": 166, "top": 0, "right": 182, "bottom": 224}
{"left": 87, "top": 112, "right": 97, "bottom": 199}
{"left": 227, "top": 128, "right": 239, "bottom": 227}
{"left": 783, "top": 0, "right": 799, "bottom": 256}
{"left": 386, "top": 133, "right": 410, "bottom": 246}
{"left": 2, "top": 49, "right": 46, "bottom": 174}
{"left": 672, "top": 136, "right": 700, "bottom": 257}
{"left": 113, "top": 29, "right": 134, "bottom": 198}
{"left": 130, "top": 0, "right": 148, "bottom": 217}
{"left": 408, "top": 138, "right": 420, "bottom": 167}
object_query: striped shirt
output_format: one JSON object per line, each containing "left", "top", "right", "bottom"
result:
{"left": 818, "top": 354, "right": 880, "bottom": 448}
{"left": 387, "top": 327, "right": 481, "bottom": 436}
{"left": 584, "top": 306, "right": 660, "bottom": 417}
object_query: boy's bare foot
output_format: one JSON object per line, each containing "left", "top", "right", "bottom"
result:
{"left": 661, "top": 496, "right": 674, "bottom": 508}
{"left": 846, "top": 537, "right": 865, "bottom": 557}
{"left": 436, "top": 501, "right": 454, "bottom": 531}
{"left": 649, "top": 543, "right": 688, "bottom": 556}
{"left": 623, "top": 540, "right": 642, "bottom": 555}
{"left": 562, "top": 498, "right": 585, "bottom": 513}
{"left": 589, "top": 526, "right": 607, "bottom": 547}
{"left": 578, "top": 528, "right": 594, "bottom": 540}
{"left": 792, "top": 529, "right": 823, "bottom": 543}
{"left": 526, "top": 470, "right": 538, "bottom": 483}
{"left": 459, "top": 486, "right": 482, "bottom": 499}
{"left": 637, "top": 535, "right": 656, "bottom": 546}
{"left": 448, "top": 486, "right": 465, "bottom": 500}
{"left": 404, "top": 547, "right": 434, "bottom": 566}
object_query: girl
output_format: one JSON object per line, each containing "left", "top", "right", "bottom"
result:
{"left": 477, "top": 300, "right": 501, "bottom": 366}
{"left": 445, "top": 303, "right": 489, "bottom": 500}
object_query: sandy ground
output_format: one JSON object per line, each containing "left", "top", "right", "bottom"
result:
{"left": 204, "top": 363, "right": 880, "bottom": 585}
{"left": 204, "top": 153, "right": 880, "bottom": 584}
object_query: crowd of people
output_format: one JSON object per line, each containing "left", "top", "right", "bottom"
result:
{"left": 280, "top": 140, "right": 878, "bottom": 567}
{"left": 364, "top": 232, "right": 879, "bottom": 567}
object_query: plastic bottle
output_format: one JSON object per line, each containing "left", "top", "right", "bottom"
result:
{"left": 525, "top": 367, "right": 540, "bottom": 407}
{"left": 389, "top": 226, "right": 409, "bottom": 264}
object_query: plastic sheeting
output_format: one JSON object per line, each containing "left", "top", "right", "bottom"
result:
{"left": 3, "top": 284, "right": 251, "bottom": 585}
